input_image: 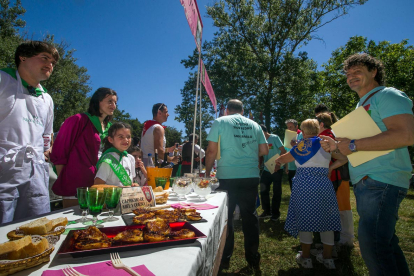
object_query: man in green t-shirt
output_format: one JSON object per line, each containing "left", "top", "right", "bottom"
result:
{"left": 258, "top": 124, "right": 286, "bottom": 221}
{"left": 205, "top": 99, "right": 268, "bottom": 270}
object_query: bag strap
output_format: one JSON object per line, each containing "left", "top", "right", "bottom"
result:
{"left": 361, "top": 88, "right": 384, "bottom": 106}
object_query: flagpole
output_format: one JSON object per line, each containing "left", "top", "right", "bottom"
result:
{"left": 199, "top": 83, "right": 202, "bottom": 173}
{"left": 191, "top": 50, "right": 201, "bottom": 174}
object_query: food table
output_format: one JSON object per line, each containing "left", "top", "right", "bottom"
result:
{"left": 0, "top": 191, "right": 228, "bottom": 276}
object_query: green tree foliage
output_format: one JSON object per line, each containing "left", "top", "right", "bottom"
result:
{"left": 113, "top": 108, "right": 143, "bottom": 141}
{"left": 165, "top": 127, "right": 183, "bottom": 148}
{"left": 0, "top": 0, "right": 25, "bottom": 37}
{"left": 192, "top": 0, "right": 367, "bottom": 131}
{"left": 320, "top": 35, "right": 414, "bottom": 161}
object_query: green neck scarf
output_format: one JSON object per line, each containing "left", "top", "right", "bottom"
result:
{"left": 99, "top": 147, "right": 128, "bottom": 162}
{"left": 1, "top": 68, "right": 46, "bottom": 97}
{"left": 85, "top": 112, "right": 112, "bottom": 142}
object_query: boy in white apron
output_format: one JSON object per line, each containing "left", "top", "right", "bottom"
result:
{"left": 0, "top": 41, "right": 59, "bottom": 223}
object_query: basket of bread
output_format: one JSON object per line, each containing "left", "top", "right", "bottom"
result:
{"left": 0, "top": 235, "right": 55, "bottom": 276}
{"left": 153, "top": 186, "right": 169, "bottom": 205}
{"left": 7, "top": 217, "right": 68, "bottom": 241}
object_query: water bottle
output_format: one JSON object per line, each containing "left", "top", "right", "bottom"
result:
{"left": 147, "top": 153, "right": 155, "bottom": 168}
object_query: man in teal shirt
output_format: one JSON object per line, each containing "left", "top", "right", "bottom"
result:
{"left": 205, "top": 99, "right": 268, "bottom": 270}
{"left": 258, "top": 124, "right": 286, "bottom": 221}
{"left": 322, "top": 53, "right": 413, "bottom": 275}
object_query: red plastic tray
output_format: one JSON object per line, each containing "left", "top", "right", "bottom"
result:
{"left": 57, "top": 222, "right": 206, "bottom": 257}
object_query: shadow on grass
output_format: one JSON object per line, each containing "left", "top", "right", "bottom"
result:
{"left": 405, "top": 194, "right": 414, "bottom": 200}
{"left": 218, "top": 266, "right": 262, "bottom": 276}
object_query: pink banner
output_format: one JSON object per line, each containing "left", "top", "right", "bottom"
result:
{"left": 200, "top": 59, "right": 217, "bottom": 112}
{"left": 180, "top": 0, "right": 203, "bottom": 51}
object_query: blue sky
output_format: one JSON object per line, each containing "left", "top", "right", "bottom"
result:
{"left": 18, "top": 0, "right": 414, "bottom": 133}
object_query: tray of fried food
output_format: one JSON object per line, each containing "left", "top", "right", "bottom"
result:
{"left": 143, "top": 218, "right": 171, "bottom": 242}
{"left": 72, "top": 226, "right": 111, "bottom": 250}
{"left": 132, "top": 211, "right": 156, "bottom": 225}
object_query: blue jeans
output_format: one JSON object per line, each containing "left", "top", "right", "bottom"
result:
{"left": 354, "top": 177, "right": 410, "bottom": 276}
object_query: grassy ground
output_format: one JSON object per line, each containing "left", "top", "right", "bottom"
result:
{"left": 218, "top": 174, "right": 414, "bottom": 276}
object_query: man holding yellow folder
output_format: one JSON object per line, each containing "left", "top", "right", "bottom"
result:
{"left": 321, "top": 53, "right": 414, "bottom": 276}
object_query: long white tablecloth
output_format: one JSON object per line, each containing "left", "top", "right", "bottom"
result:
{"left": 0, "top": 192, "right": 228, "bottom": 276}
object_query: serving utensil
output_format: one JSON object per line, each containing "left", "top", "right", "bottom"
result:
{"left": 110, "top": 252, "right": 141, "bottom": 276}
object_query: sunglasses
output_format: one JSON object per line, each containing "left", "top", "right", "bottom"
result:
{"left": 158, "top": 103, "right": 165, "bottom": 111}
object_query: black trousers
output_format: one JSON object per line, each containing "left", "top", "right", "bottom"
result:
{"left": 219, "top": 178, "right": 261, "bottom": 266}
{"left": 259, "top": 169, "right": 283, "bottom": 217}
{"left": 288, "top": 170, "right": 296, "bottom": 191}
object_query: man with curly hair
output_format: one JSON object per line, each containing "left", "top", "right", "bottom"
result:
{"left": 323, "top": 53, "right": 413, "bottom": 275}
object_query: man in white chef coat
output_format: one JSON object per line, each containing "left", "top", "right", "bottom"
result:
{"left": 0, "top": 41, "right": 59, "bottom": 223}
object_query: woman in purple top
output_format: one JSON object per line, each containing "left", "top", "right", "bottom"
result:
{"left": 50, "top": 87, "right": 117, "bottom": 207}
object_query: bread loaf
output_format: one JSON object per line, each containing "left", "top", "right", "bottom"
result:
{"left": 0, "top": 236, "right": 32, "bottom": 259}
{"left": 50, "top": 217, "right": 68, "bottom": 230}
{"left": 91, "top": 184, "right": 119, "bottom": 191}
{"left": 7, "top": 237, "right": 49, "bottom": 260}
{"left": 19, "top": 217, "right": 53, "bottom": 235}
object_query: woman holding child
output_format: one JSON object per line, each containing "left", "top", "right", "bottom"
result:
{"left": 50, "top": 88, "right": 117, "bottom": 207}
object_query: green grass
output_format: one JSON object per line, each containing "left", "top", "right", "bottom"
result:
{"left": 218, "top": 175, "right": 414, "bottom": 275}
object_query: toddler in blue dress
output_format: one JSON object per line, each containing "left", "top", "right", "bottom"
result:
{"left": 275, "top": 119, "right": 347, "bottom": 269}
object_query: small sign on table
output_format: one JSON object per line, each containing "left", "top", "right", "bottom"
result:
{"left": 120, "top": 186, "right": 155, "bottom": 214}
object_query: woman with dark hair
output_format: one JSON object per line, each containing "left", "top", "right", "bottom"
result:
{"left": 50, "top": 87, "right": 117, "bottom": 207}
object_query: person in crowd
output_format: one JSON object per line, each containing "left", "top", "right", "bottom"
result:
{"left": 0, "top": 41, "right": 59, "bottom": 223}
{"left": 95, "top": 122, "right": 138, "bottom": 187}
{"left": 127, "top": 146, "right": 148, "bottom": 186}
{"left": 316, "top": 111, "right": 354, "bottom": 247}
{"left": 314, "top": 103, "right": 339, "bottom": 123}
{"left": 51, "top": 88, "right": 116, "bottom": 207}
{"left": 258, "top": 124, "right": 286, "bottom": 221}
{"left": 276, "top": 119, "right": 347, "bottom": 269}
{"left": 205, "top": 99, "right": 268, "bottom": 270}
{"left": 284, "top": 119, "right": 302, "bottom": 190}
{"left": 141, "top": 103, "right": 177, "bottom": 167}
{"left": 320, "top": 53, "right": 414, "bottom": 275}
{"left": 181, "top": 133, "right": 205, "bottom": 175}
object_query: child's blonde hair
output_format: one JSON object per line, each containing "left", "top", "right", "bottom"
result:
{"left": 300, "top": 119, "right": 320, "bottom": 136}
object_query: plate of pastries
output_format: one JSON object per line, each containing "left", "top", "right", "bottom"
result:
{"left": 129, "top": 208, "right": 203, "bottom": 225}
{"left": 57, "top": 219, "right": 206, "bottom": 257}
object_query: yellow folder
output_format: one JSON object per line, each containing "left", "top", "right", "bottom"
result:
{"left": 331, "top": 106, "right": 392, "bottom": 167}
{"left": 216, "top": 136, "right": 220, "bottom": 160}
{"left": 264, "top": 154, "right": 284, "bottom": 173}
{"left": 284, "top": 129, "right": 297, "bottom": 149}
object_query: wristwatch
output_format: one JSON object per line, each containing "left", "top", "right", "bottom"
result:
{"left": 349, "top": 139, "right": 357, "bottom": 152}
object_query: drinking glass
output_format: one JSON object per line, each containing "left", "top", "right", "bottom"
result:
{"left": 103, "top": 187, "right": 123, "bottom": 222}
{"left": 169, "top": 177, "right": 177, "bottom": 196}
{"left": 193, "top": 178, "right": 212, "bottom": 201}
{"left": 173, "top": 177, "right": 192, "bottom": 201}
{"left": 75, "top": 187, "right": 92, "bottom": 223}
{"left": 85, "top": 188, "right": 107, "bottom": 228}
{"left": 210, "top": 178, "right": 220, "bottom": 192}
{"left": 155, "top": 177, "right": 168, "bottom": 189}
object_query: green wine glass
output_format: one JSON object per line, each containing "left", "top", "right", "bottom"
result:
{"left": 103, "top": 187, "right": 123, "bottom": 222}
{"left": 84, "top": 188, "right": 107, "bottom": 228}
{"left": 75, "top": 187, "right": 92, "bottom": 223}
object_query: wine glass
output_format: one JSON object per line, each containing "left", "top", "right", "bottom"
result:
{"left": 103, "top": 187, "right": 123, "bottom": 222}
{"left": 169, "top": 177, "right": 178, "bottom": 196}
{"left": 75, "top": 187, "right": 93, "bottom": 223}
{"left": 85, "top": 188, "right": 107, "bottom": 228}
{"left": 193, "top": 178, "right": 212, "bottom": 201}
{"left": 210, "top": 178, "right": 220, "bottom": 193}
{"left": 173, "top": 177, "right": 192, "bottom": 201}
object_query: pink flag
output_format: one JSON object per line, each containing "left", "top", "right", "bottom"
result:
{"left": 200, "top": 59, "right": 217, "bottom": 112}
{"left": 180, "top": 0, "right": 203, "bottom": 51}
